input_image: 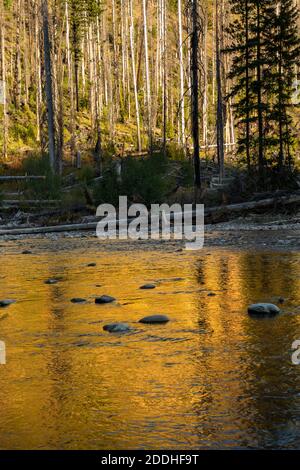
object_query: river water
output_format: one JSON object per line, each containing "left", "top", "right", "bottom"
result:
{"left": 0, "top": 240, "right": 299, "bottom": 449}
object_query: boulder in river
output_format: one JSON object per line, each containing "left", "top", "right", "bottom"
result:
{"left": 248, "top": 303, "right": 281, "bottom": 317}
{"left": 95, "top": 295, "right": 116, "bottom": 304}
{"left": 103, "top": 323, "right": 131, "bottom": 333}
{"left": 87, "top": 263, "right": 97, "bottom": 267}
{"left": 22, "top": 250, "right": 32, "bottom": 255}
{"left": 140, "top": 284, "right": 156, "bottom": 290}
{"left": 0, "top": 299, "right": 16, "bottom": 308}
{"left": 139, "top": 314, "right": 170, "bottom": 324}
{"left": 71, "top": 298, "right": 86, "bottom": 304}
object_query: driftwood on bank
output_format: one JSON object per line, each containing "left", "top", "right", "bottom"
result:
{"left": 204, "top": 192, "right": 300, "bottom": 223}
{"left": 0, "top": 222, "right": 98, "bottom": 235}
{"left": 1, "top": 200, "right": 61, "bottom": 209}
{"left": 61, "top": 176, "right": 103, "bottom": 192}
{"left": 0, "top": 192, "right": 299, "bottom": 236}
{"left": 0, "top": 176, "right": 46, "bottom": 181}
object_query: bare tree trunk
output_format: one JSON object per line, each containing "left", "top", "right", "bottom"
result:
{"left": 35, "top": 0, "right": 42, "bottom": 144}
{"left": 216, "top": 0, "right": 224, "bottom": 181}
{"left": 0, "top": 0, "right": 7, "bottom": 159}
{"left": 87, "top": 23, "right": 95, "bottom": 132}
{"left": 14, "top": 0, "right": 22, "bottom": 108}
{"left": 94, "top": 20, "right": 103, "bottom": 176}
{"left": 245, "top": 0, "right": 250, "bottom": 172}
{"left": 22, "top": 1, "right": 29, "bottom": 106}
{"left": 256, "top": 1, "right": 264, "bottom": 179}
{"left": 42, "top": 0, "right": 56, "bottom": 172}
{"left": 162, "top": 0, "right": 167, "bottom": 156}
{"left": 142, "top": 0, "right": 152, "bottom": 152}
{"left": 190, "top": 0, "right": 201, "bottom": 191}
{"left": 65, "top": 0, "right": 76, "bottom": 162}
{"left": 202, "top": 10, "right": 208, "bottom": 155}
{"left": 120, "top": 0, "right": 127, "bottom": 114}
{"left": 51, "top": 2, "right": 64, "bottom": 175}
{"left": 129, "top": 0, "right": 142, "bottom": 151}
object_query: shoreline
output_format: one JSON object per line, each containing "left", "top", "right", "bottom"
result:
{"left": 0, "top": 226, "right": 299, "bottom": 252}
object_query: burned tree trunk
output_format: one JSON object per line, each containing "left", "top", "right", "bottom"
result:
{"left": 190, "top": 0, "right": 201, "bottom": 192}
{"left": 216, "top": 0, "right": 225, "bottom": 181}
{"left": 41, "top": 0, "right": 56, "bottom": 173}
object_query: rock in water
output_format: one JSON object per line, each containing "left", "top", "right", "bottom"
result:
{"left": 45, "top": 279, "right": 59, "bottom": 285}
{"left": 0, "top": 299, "right": 16, "bottom": 308}
{"left": 248, "top": 303, "right": 281, "bottom": 317}
{"left": 87, "top": 263, "right": 97, "bottom": 267}
{"left": 103, "top": 323, "right": 131, "bottom": 333}
{"left": 71, "top": 298, "right": 86, "bottom": 304}
{"left": 139, "top": 314, "right": 170, "bottom": 324}
{"left": 95, "top": 295, "right": 116, "bottom": 304}
{"left": 22, "top": 250, "right": 32, "bottom": 255}
{"left": 140, "top": 284, "right": 156, "bottom": 290}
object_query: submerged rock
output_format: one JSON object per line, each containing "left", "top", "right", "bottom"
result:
{"left": 103, "top": 323, "right": 131, "bottom": 333}
{"left": 95, "top": 295, "right": 116, "bottom": 304}
{"left": 45, "top": 279, "right": 59, "bottom": 285}
{"left": 248, "top": 303, "right": 281, "bottom": 317}
{"left": 0, "top": 313, "right": 9, "bottom": 321}
{"left": 87, "top": 263, "right": 97, "bottom": 267}
{"left": 139, "top": 314, "right": 170, "bottom": 324}
{"left": 140, "top": 284, "right": 156, "bottom": 290}
{"left": 71, "top": 298, "right": 86, "bottom": 304}
{"left": 0, "top": 299, "right": 16, "bottom": 308}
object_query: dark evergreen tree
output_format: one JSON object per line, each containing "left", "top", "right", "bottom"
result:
{"left": 227, "top": 0, "right": 300, "bottom": 188}
{"left": 264, "top": 0, "right": 300, "bottom": 170}
{"left": 226, "top": 0, "right": 257, "bottom": 172}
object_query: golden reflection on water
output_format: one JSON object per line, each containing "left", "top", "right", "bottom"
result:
{"left": 0, "top": 243, "right": 299, "bottom": 449}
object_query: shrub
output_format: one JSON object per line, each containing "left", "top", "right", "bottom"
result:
{"left": 93, "top": 153, "right": 175, "bottom": 207}
{"left": 21, "top": 153, "right": 62, "bottom": 200}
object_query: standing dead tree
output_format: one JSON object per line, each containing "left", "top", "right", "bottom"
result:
{"left": 142, "top": 0, "right": 152, "bottom": 152}
{"left": 0, "top": 0, "right": 8, "bottom": 160}
{"left": 41, "top": 0, "right": 56, "bottom": 173}
{"left": 186, "top": 0, "right": 203, "bottom": 196}
{"left": 215, "top": 0, "right": 225, "bottom": 181}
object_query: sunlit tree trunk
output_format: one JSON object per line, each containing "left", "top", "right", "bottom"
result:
{"left": 142, "top": 0, "right": 152, "bottom": 151}
{"left": 42, "top": 0, "right": 56, "bottom": 172}
{"left": 190, "top": 0, "right": 201, "bottom": 191}
{"left": 245, "top": 0, "right": 251, "bottom": 172}
{"left": 202, "top": 10, "right": 208, "bottom": 154}
{"left": 65, "top": 0, "right": 76, "bottom": 161}
{"left": 14, "top": 0, "right": 22, "bottom": 108}
{"left": 129, "top": 0, "right": 142, "bottom": 151}
{"left": 162, "top": 0, "right": 167, "bottom": 155}
{"left": 0, "top": 0, "right": 7, "bottom": 159}
{"left": 216, "top": 0, "right": 224, "bottom": 181}
{"left": 256, "top": 1, "right": 264, "bottom": 178}
{"left": 34, "top": 0, "right": 42, "bottom": 144}
{"left": 178, "top": 0, "right": 185, "bottom": 147}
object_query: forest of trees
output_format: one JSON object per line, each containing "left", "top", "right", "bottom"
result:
{"left": 0, "top": 0, "right": 300, "bottom": 192}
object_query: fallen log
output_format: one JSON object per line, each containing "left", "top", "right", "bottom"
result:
{"left": 205, "top": 192, "right": 300, "bottom": 223}
{"left": 62, "top": 176, "right": 103, "bottom": 192}
{"left": 1, "top": 200, "right": 61, "bottom": 208}
{"left": 0, "top": 176, "right": 46, "bottom": 181}
{"left": 0, "top": 222, "right": 98, "bottom": 235}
